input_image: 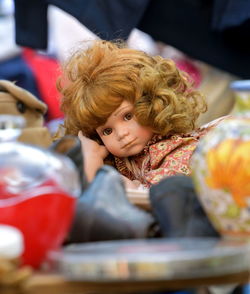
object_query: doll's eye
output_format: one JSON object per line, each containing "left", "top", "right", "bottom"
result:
{"left": 16, "top": 101, "right": 27, "bottom": 113}
{"left": 124, "top": 112, "right": 133, "bottom": 121}
{"left": 103, "top": 128, "right": 112, "bottom": 136}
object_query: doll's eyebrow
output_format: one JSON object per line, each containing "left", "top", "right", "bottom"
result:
{"left": 113, "top": 106, "right": 131, "bottom": 117}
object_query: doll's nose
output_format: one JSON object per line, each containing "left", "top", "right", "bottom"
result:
{"left": 116, "top": 127, "right": 129, "bottom": 140}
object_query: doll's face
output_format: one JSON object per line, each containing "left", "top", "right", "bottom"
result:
{"left": 96, "top": 100, "right": 153, "bottom": 158}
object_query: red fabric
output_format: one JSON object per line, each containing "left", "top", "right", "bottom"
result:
{"left": 176, "top": 58, "right": 202, "bottom": 88}
{"left": 22, "top": 48, "right": 63, "bottom": 121}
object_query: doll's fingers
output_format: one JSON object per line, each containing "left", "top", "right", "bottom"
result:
{"left": 78, "top": 131, "right": 88, "bottom": 144}
{"left": 78, "top": 130, "right": 83, "bottom": 139}
{"left": 78, "top": 133, "right": 83, "bottom": 145}
{"left": 101, "top": 145, "right": 109, "bottom": 158}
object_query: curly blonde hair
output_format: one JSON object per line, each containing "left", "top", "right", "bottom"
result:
{"left": 57, "top": 40, "right": 207, "bottom": 141}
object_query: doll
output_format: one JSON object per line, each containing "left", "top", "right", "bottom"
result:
{"left": 53, "top": 40, "right": 225, "bottom": 243}
{"left": 56, "top": 40, "right": 224, "bottom": 190}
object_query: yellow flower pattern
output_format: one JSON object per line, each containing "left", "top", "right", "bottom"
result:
{"left": 205, "top": 139, "right": 250, "bottom": 207}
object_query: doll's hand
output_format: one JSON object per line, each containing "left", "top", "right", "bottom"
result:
{"left": 78, "top": 131, "right": 109, "bottom": 182}
{"left": 78, "top": 131, "right": 108, "bottom": 159}
{"left": 121, "top": 175, "right": 141, "bottom": 190}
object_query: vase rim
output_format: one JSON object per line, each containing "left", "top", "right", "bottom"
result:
{"left": 230, "top": 80, "right": 250, "bottom": 91}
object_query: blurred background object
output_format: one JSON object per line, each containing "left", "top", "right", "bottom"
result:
{"left": 1, "top": 0, "right": 249, "bottom": 128}
{"left": 0, "top": 0, "right": 20, "bottom": 60}
{"left": 0, "top": 114, "right": 81, "bottom": 268}
{"left": 0, "top": 79, "right": 52, "bottom": 147}
{"left": 13, "top": 0, "right": 250, "bottom": 78}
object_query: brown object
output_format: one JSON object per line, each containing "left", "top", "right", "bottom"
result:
{"left": 0, "top": 80, "right": 52, "bottom": 147}
{"left": 1, "top": 271, "right": 248, "bottom": 294}
{"left": 19, "top": 128, "right": 52, "bottom": 148}
{"left": 0, "top": 257, "right": 32, "bottom": 288}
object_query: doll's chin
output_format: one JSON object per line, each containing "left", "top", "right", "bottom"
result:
{"left": 114, "top": 146, "right": 144, "bottom": 158}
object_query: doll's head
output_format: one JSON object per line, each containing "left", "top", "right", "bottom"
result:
{"left": 57, "top": 40, "right": 207, "bottom": 142}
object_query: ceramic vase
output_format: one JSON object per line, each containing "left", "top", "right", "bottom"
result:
{"left": 192, "top": 80, "right": 250, "bottom": 240}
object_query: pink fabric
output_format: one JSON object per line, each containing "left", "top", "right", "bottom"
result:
{"left": 176, "top": 58, "right": 202, "bottom": 88}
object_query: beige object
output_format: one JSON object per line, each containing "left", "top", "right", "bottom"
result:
{"left": 197, "top": 63, "right": 237, "bottom": 126}
{"left": 157, "top": 42, "right": 237, "bottom": 126}
{"left": 0, "top": 80, "right": 52, "bottom": 147}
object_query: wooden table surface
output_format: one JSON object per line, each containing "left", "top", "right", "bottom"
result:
{"left": 1, "top": 270, "right": 249, "bottom": 294}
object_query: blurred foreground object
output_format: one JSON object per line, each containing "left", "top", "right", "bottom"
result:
{"left": 150, "top": 175, "right": 219, "bottom": 238}
{"left": 50, "top": 135, "right": 88, "bottom": 193}
{"left": 0, "top": 115, "right": 80, "bottom": 268}
{"left": 0, "top": 224, "right": 32, "bottom": 287}
{"left": 192, "top": 80, "right": 250, "bottom": 240}
{"left": 0, "top": 225, "right": 23, "bottom": 259}
{"left": 67, "top": 165, "right": 154, "bottom": 243}
{"left": 50, "top": 238, "right": 250, "bottom": 281}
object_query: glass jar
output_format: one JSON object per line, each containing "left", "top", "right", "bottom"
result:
{"left": 0, "top": 115, "right": 81, "bottom": 268}
{"left": 191, "top": 80, "right": 250, "bottom": 240}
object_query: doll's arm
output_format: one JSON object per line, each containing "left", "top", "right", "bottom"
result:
{"left": 78, "top": 131, "right": 109, "bottom": 182}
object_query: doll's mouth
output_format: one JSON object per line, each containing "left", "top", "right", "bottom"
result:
{"left": 122, "top": 139, "right": 136, "bottom": 149}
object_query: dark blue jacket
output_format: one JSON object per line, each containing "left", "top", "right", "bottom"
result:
{"left": 14, "top": 0, "right": 250, "bottom": 78}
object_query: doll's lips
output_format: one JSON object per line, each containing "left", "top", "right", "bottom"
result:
{"left": 122, "top": 139, "right": 136, "bottom": 149}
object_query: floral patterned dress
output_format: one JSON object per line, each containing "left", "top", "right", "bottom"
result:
{"left": 114, "top": 117, "right": 226, "bottom": 188}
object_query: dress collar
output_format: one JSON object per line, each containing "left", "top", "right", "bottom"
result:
{"left": 142, "top": 134, "right": 164, "bottom": 155}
